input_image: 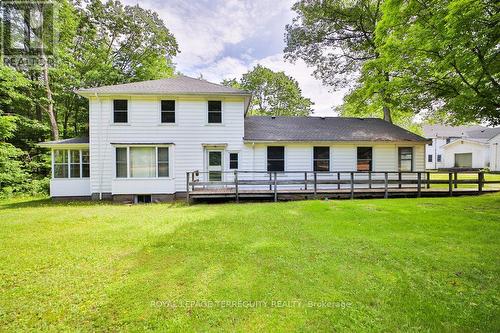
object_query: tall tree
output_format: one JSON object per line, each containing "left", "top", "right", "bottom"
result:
{"left": 284, "top": 0, "right": 401, "bottom": 122}
{"left": 223, "top": 65, "right": 314, "bottom": 116}
{"left": 373, "top": 0, "right": 500, "bottom": 125}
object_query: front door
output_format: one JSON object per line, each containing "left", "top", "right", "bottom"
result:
{"left": 207, "top": 150, "right": 223, "bottom": 181}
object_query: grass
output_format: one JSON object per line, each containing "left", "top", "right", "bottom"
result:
{"left": 429, "top": 172, "right": 500, "bottom": 190}
{"left": 0, "top": 195, "right": 499, "bottom": 332}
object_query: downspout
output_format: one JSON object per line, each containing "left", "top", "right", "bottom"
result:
{"left": 95, "top": 92, "right": 103, "bottom": 200}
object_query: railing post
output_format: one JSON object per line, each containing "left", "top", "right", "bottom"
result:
{"left": 186, "top": 172, "right": 190, "bottom": 204}
{"left": 273, "top": 172, "right": 278, "bottom": 202}
{"left": 234, "top": 170, "right": 239, "bottom": 203}
{"left": 313, "top": 172, "right": 317, "bottom": 198}
{"left": 478, "top": 171, "right": 483, "bottom": 194}
{"left": 337, "top": 172, "right": 341, "bottom": 190}
{"left": 398, "top": 172, "right": 402, "bottom": 189}
{"left": 368, "top": 171, "right": 372, "bottom": 189}
{"left": 350, "top": 172, "right": 354, "bottom": 199}
{"left": 191, "top": 172, "right": 195, "bottom": 191}
{"left": 426, "top": 172, "right": 431, "bottom": 189}
{"left": 454, "top": 171, "right": 458, "bottom": 189}
{"left": 269, "top": 172, "right": 272, "bottom": 191}
{"left": 384, "top": 172, "right": 388, "bottom": 198}
{"left": 304, "top": 172, "right": 308, "bottom": 190}
{"left": 417, "top": 172, "right": 421, "bottom": 198}
{"left": 448, "top": 172, "right": 453, "bottom": 196}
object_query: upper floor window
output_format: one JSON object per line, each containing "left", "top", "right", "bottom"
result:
{"left": 398, "top": 147, "right": 413, "bottom": 172}
{"left": 161, "top": 100, "right": 175, "bottom": 123}
{"left": 357, "top": 147, "right": 372, "bottom": 171}
{"left": 267, "top": 146, "right": 285, "bottom": 172}
{"left": 428, "top": 154, "right": 433, "bottom": 163}
{"left": 446, "top": 138, "right": 451, "bottom": 144}
{"left": 53, "top": 149, "right": 89, "bottom": 178}
{"left": 313, "top": 147, "right": 330, "bottom": 171}
{"left": 437, "top": 154, "right": 442, "bottom": 162}
{"left": 208, "top": 101, "right": 222, "bottom": 123}
{"left": 113, "top": 99, "right": 128, "bottom": 123}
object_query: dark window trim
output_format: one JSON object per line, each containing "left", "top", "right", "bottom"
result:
{"left": 313, "top": 146, "right": 330, "bottom": 172}
{"left": 208, "top": 100, "right": 223, "bottom": 124}
{"left": 113, "top": 99, "right": 128, "bottom": 123}
{"left": 357, "top": 147, "right": 373, "bottom": 172}
{"left": 161, "top": 100, "right": 176, "bottom": 124}
{"left": 267, "top": 146, "right": 285, "bottom": 172}
{"left": 229, "top": 152, "right": 239, "bottom": 170}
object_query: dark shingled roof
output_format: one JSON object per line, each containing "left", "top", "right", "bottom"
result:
{"left": 76, "top": 75, "right": 250, "bottom": 96}
{"left": 244, "top": 116, "right": 428, "bottom": 142}
{"left": 40, "top": 137, "right": 89, "bottom": 145}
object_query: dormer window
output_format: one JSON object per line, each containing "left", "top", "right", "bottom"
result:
{"left": 208, "top": 101, "right": 222, "bottom": 123}
{"left": 161, "top": 100, "right": 175, "bottom": 123}
{"left": 113, "top": 100, "right": 128, "bottom": 123}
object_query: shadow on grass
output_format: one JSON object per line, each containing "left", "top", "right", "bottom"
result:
{"left": 0, "top": 197, "right": 104, "bottom": 210}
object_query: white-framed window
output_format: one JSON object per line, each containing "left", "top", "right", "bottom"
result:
{"left": 115, "top": 146, "right": 170, "bottom": 178}
{"left": 53, "top": 149, "right": 90, "bottom": 178}
{"left": 357, "top": 147, "right": 372, "bottom": 171}
{"left": 437, "top": 154, "right": 442, "bottom": 162}
{"left": 398, "top": 147, "right": 413, "bottom": 172}
{"left": 161, "top": 100, "right": 175, "bottom": 123}
{"left": 208, "top": 100, "right": 222, "bottom": 124}
{"left": 113, "top": 99, "right": 128, "bottom": 123}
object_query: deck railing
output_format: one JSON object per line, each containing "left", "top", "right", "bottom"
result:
{"left": 186, "top": 170, "right": 499, "bottom": 203}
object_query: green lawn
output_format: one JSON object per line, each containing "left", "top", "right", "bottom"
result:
{"left": 1, "top": 195, "right": 499, "bottom": 332}
{"left": 429, "top": 172, "right": 500, "bottom": 190}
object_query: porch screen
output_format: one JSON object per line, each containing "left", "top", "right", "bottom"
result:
{"left": 130, "top": 147, "right": 156, "bottom": 178}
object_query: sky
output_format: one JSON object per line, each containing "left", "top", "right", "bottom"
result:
{"left": 122, "top": 0, "right": 348, "bottom": 116}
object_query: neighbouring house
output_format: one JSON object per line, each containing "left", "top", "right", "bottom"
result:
{"left": 423, "top": 125, "right": 500, "bottom": 170}
{"left": 39, "top": 76, "right": 429, "bottom": 202}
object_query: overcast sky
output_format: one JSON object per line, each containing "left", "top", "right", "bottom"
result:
{"left": 122, "top": 0, "right": 348, "bottom": 115}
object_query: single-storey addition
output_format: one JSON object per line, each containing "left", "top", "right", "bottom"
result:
{"left": 40, "top": 76, "right": 430, "bottom": 202}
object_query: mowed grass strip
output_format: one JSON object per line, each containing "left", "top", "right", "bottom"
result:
{"left": 0, "top": 194, "right": 499, "bottom": 332}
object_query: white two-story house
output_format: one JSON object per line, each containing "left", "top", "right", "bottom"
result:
{"left": 423, "top": 125, "right": 500, "bottom": 170}
{"left": 40, "top": 76, "right": 429, "bottom": 202}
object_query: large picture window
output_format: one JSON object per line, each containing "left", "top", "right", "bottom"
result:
{"left": 161, "top": 100, "right": 175, "bottom": 123}
{"left": 208, "top": 101, "right": 222, "bottom": 123}
{"left": 313, "top": 147, "right": 330, "bottom": 171}
{"left": 398, "top": 147, "right": 413, "bottom": 172}
{"left": 357, "top": 147, "right": 372, "bottom": 171}
{"left": 113, "top": 99, "right": 128, "bottom": 123}
{"left": 53, "top": 149, "right": 90, "bottom": 178}
{"left": 115, "top": 146, "right": 170, "bottom": 178}
{"left": 267, "top": 146, "right": 285, "bottom": 172}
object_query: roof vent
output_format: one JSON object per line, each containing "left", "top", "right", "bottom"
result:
{"left": 320, "top": 116, "right": 325, "bottom": 120}
{"left": 271, "top": 116, "right": 276, "bottom": 119}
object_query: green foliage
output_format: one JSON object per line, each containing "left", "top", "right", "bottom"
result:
{"left": 0, "top": 0, "right": 179, "bottom": 195}
{"left": 223, "top": 65, "right": 314, "bottom": 116}
{"left": 286, "top": 0, "right": 499, "bottom": 126}
{"left": 374, "top": 0, "right": 500, "bottom": 125}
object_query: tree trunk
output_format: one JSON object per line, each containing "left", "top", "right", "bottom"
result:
{"left": 383, "top": 104, "right": 392, "bottom": 123}
{"left": 41, "top": 54, "right": 59, "bottom": 140}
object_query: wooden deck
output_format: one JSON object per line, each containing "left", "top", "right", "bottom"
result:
{"left": 186, "top": 170, "right": 500, "bottom": 203}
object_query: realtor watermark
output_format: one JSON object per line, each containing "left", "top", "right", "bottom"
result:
{"left": 1, "top": 0, "right": 56, "bottom": 69}
{"left": 151, "top": 299, "right": 353, "bottom": 309}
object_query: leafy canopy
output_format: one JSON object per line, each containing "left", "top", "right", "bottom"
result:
{"left": 223, "top": 65, "right": 314, "bottom": 116}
